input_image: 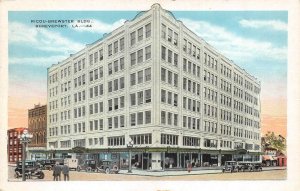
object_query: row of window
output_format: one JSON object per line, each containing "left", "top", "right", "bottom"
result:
{"left": 204, "top": 53, "right": 218, "bottom": 72}
{"left": 60, "top": 110, "right": 71, "bottom": 121}
{"left": 220, "top": 124, "right": 232, "bottom": 136}
{"left": 161, "top": 23, "right": 178, "bottom": 46}
{"left": 108, "top": 96, "right": 125, "bottom": 111}
{"left": 220, "top": 140, "right": 232, "bottom": 148}
{"left": 161, "top": 46, "right": 178, "bottom": 67}
{"left": 220, "top": 63, "right": 232, "bottom": 79}
{"left": 108, "top": 77, "right": 125, "bottom": 93}
{"left": 204, "top": 120, "right": 217, "bottom": 133}
{"left": 245, "top": 79, "right": 254, "bottom": 91}
{"left": 182, "top": 97, "right": 201, "bottom": 113}
{"left": 183, "top": 136, "right": 200, "bottom": 146}
{"left": 161, "top": 111, "right": 179, "bottom": 127}
{"left": 233, "top": 128, "right": 243, "bottom": 138}
{"left": 234, "top": 114, "right": 244, "bottom": 125}
{"left": 49, "top": 100, "right": 58, "bottom": 111}
{"left": 220, "top": 109, "right": 232, "bottom": 122}
{"left": 130, "top": 23, "right": 151, "bottom": 47}
{"left": 89, "top": 84, "right": 104, "bottom": 98}
{"left": 89, "top": 48, "right": 104, "bottom": 65}
{"left": 130, "top": 133, "right": 152, "bottom": 145}
{"left": 108, "top": 58, "right": 124, "bottom": 76}
{"left": 61, "top": 95, "right": 71, "bottom": 108}
{"left": 60, "top": 125, "right": 71, "bottom": 135}
{"left": 183, "top": 38, "right": 201, "bottom": 60}
{"left": 204, "top": 139, "right": 218, "bottom": 148}
{"left": 183, "top": 77, "right": 201, "bottom": 95}
{"left": 108, "top": 37, "right": 125, "bottom": 57}
{"left": 49, "top": 113, "right": 58, "bottom": 123}
{"left": 220, "top": 79, "right": 232, "bottom": 93}
{"left": 220, "top": 94, "right": 232, "bottom": 108}
{"left": 108, "top": 115, "right": 125, "bottom": 129}
{"left": 60, "top": 66, "right": 71, "bottom": 80}
{"left": 49, "top": 86, "right": 58, "bottom": 97}
{"left": 161, "top": 90, "right": 178, "bottom": 107}
{"left": 130, "top": 89, "right": 151, "bottom": 106}
{"left": 60, "top": 81, "right": 71, "bottom": 93}
{"left": 74, "top": 106, "right": 86, "bottom": 118}
{"left": 130, "top": 46, "right": 151, "bottom": 66}
{"left": 233, "top": 100, "right": 243, "bottom": 112}
{"left": 183, "top": 58, "right": 201, "bottom": 78}
{"left": 89, "top": 119, "right": 104, "bottom": 131}
{"left": 89, "top": 102, "right": 104, "bottom": 114}
{"left": 203, "top": 70, "right": 218, "bottom": 87}
{"left": 204, "top": 104, "right": 218, "bottom": 118}
{"left": 108, "top": 136, "right": 125, "bottom": 146}
{"left": 161, "top": 68, "right": 178, "bottom": 87}
{"left": 49, "top": 73, "right": 58, "bottom": 84}
{"left": 74, "top": 58, "right": 86, "bottom": 73}
{"left": 204, "top": 87, "right": 218, "bottom": 103}
{"left": 233, "top": 72, "right": 243, "bottom": 86}
{"left": 90, "top": 67, "right": 103, "bottom": 82}
{"left": 74, "top": 90, "right": 86, "bottom": 103}
{"left": 182, "top": 116, "right": 200, "bottom": 130}
{"left": 233, "top": 86, "right": 244, "bottom": 99}
{"left": 130, "top": 68, "right": 151, "bottom": 86}
{"left": 74, "top": 74, "right": 86, "bottom": 88}
{"left": 130, "top": 111, "right": 151, "bottom": 126}
{"left": 88, "top": 137, "right": 104, "bottom": 146}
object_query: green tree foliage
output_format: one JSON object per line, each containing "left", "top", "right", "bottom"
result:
{"left": 263, "top": 131, "right": 286, "bottom": 153}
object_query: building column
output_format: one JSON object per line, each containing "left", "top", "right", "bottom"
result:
{"left": 218, "top": 154, "right": 222, "bottom": 166}
{"left": 200, "top": 154, "right": 203, "bottom": 166}
{"left": 177, "top": 152, "right": 180, "bottom": 167}
{"left": 198, "top": 153, "right": 201, "bottom": 166}
{"left": 162, "top": 152, "right": 165, "bottom": 170}
{"left": 150, "top": 152, "right": 162, "bottom": 170}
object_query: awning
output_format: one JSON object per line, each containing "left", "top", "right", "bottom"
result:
{"left": 263, "top": 155, "right": 277, "bottom": 161}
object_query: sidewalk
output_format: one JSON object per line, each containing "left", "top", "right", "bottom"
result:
{"left": 118, "top": 166, "right": 286, "bottom": 177}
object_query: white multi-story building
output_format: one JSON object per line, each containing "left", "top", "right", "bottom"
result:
{"left": 47, "top": 4, "right": 261, "bottom": 170}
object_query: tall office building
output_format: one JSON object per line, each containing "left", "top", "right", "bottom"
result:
{"left": 47, "top": 4, "right": 261, "bottom": 170}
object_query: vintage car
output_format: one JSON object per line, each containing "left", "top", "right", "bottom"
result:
{"left": 239, "top": 162, "right": 254, "bottom": 172}
{"left": 37, "top": 159, "right": 56, "bottom": 170}
{"left": 252, "top": 162, "right": 263, "bottom": 172}
{"left": 97, "top": 160, "right": 119, "bottom": 174}
{"left": 222, "top": 161, "right": 241, "bottom": 173}
{"left": 15, "top": 160, "right": 45, "bottom": 179}
{"left": 77, "top": 159, "right": 97, "bottom": 172}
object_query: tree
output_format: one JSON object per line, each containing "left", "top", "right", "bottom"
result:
{"left": 263, "top": 131, "right": 286, "bottom": 153}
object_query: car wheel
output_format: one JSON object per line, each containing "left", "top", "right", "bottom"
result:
{"left": 105, "top": 168, "right": 110, "bottom": 174}
{"left": 86, "top": 167, "right": 92, "bottom": 172}
{"left": 38, "top": 172, "right": 45, "bottom": 179}
{"left": 14, "top": 173, "right": 19, "bottom": 178}
{"left": 222, "top": 169, "right": 225, "bottom": 173}
{"left": 77, "top": 166, "right": 81, "bottom": 172}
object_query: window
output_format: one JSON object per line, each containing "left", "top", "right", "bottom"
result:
{"left": 161, "top": 68, "right": 166, "bottom": 82}
{"left": 174, "top": 53, "right": 178, "bottom": 66}
{"left": 161, "top": 111, "right": 166, "bottom": 124}
{"left": 108, "top": 81, "right": 112, "bottom": 92}
{"left": 137, "top": 49, "right": 143, "bottom": 63}
{"left": 168, "top": 71, "right": 172, "bottom": 84}
{"left": 168, "top": 50, "right": 172, "bottom": 63}
{"left": 168, "top": 112, "right": 172, "bottom": 125}
{"left": 145, "top": 111, "right": 151, "bottom": 124}
{"left": 138, "top": 70, "right": 143, "bottom": 84}
{"left": 137, "top": 112, "right": 143, "bottom": 125}
{"left": 161, "top": 24, "right": 166, "bottom": 39}
{"left": 120, "top": 77, "right": 125, "bottom": 89}
{"left": 161, "top": 46, "right": 166, "bottom": 60}
{"left": 120, "top": 58, "right": 124, "bottom": 70}
{"left": 94, "top": 51, "right": 98, "bottom": 63}
{"left": 99, "top": 49, "right": 103, "bottom": 61}
{"left": 174, "top": 32, "right": 178, "bottom": 45}
{"left": 130, "top": 31, "right": 136, "bottom": 46}
{"left": 130, "top": 93, "right": 136, "bottom": 106}
{"left": 114, "top": 116, "right": 118, "bottom": 128}
{"left": 145, "top": 89, "right": 151, "bottom": 103}
{"left": 168, "top": 28, "right": 172, "bottom": 42}
{"left": 114, "top": 41, "right": 118, "bottom": 53}
{"left": 138, "top": 27, "right": 143, "bottom": 41}
{"left": 108, "top": 63, "right": 112, "bottom": 75}
{"left": 145, "top": 45, "right": 151, "bottom": 60}
{"left": 108, "top": 118, "right": 112, "bottom": 129}
{"left": 89, "top": 54, "right": 93, "bottom": 65}
{"left": 174, "top": 94, "right": 178, "bottom": 106}
{"left": 161, "top": 89, "right": 166, "bottom": 103}
{"left": 120, "top": 96, "right": 125, "bottom": 108}
{"left": 114, "top": 79, "right": 118, "bottom": 91}
{"left": 145, "top": 68, "right": 151, "bottom": 81}
{"left": 145, "top": 23, "right": 151, "bottom": 38}
{"left": 120, "top": 115, "right": 125, "bottom": 127}
{"left": 114, "top": 97, "right": 118, "bottom": 110}
{"left": 108, "top": 44, "right": 112, "bottom": 56}
{"left": 130, "top": 73, "right": 136, "bottom": 86}
{"left": 113, "top": 60, "right": 119, "bottom": 73}
{"left": 137, "top": 91, "right": 143, "bottom": 105}
{"left": 108, "top": 99, "right": 112, "bottom": 111}
{"left": 130, "top": 52, "right": 136, "bottom": 66}
{"left": 131, "top": 113, "right": 136, "bottom": 126}
{"left": 174, "top": 73, "right": 178, "bottom": 87}
{"left": 167, "top": 92, "right": 172, "bottom": 104}
{"left": 120, "top": 38, "right": 124, "bottom": 51}
{"left": 174, "top": 114, "right": 178, "bottom": 126}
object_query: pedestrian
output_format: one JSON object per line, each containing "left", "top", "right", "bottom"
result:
{"left": 187, "top": 161, "right": 192, "bottom": 173}
{"left": 53, "top": 162, "right": 62, "bottom": 181}
{"left": 62, "top": 164, "right": 70, "bottom": 181}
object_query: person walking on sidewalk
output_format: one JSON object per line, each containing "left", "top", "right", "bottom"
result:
{"left": 62, "top": 164, "right": 70, "bottom": 181}
{"left": 187, "top": 161, "right": 192, "bottom": 173}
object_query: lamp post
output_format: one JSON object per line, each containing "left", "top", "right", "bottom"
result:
{"left": 18, "top": 129, "right": 33, "bottom": 181}
{"left": 127, "top": 138, "right": 134, "bottom": 173}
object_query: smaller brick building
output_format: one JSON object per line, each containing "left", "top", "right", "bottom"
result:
{"left": 7, "top": 127, "right": 27, "bottom": 163}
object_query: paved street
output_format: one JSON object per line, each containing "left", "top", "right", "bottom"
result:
{"left": 8, "top": 165, "right": 286, "bottom": 181}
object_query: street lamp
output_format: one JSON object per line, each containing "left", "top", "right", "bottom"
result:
{"left": 127, "top": 138, "right": 134, "bottom": 173}
{"left": 18, "top": 129, "right": 33, "bottom": 181}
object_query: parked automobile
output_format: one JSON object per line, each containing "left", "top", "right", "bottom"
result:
{"left": 64, "top": 158, "right": 78, "bottom": 171}
{"left": 77, "top": 159, "right": 97, "bottom": 172}
{"left": 222, "top": 161, "right": 240, "bottom": 173}
{"left": 252, "top": 162, "right": 263, "bottom": 171}
{"left": 239, "top": 162, "right": 254, "bottom": 172}
{"left": 14, "top": 160, "right": 45, "bottom": 179}
{"left": 97, "top": 160, "right": 119, "bottom": 174}
{"left": 37, "top": 159, "right": 56, "bottom": 170}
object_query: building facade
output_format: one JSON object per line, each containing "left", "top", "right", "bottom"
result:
{"left": 28, "top": 104, "right": 47, "bottom": 160}
{"left": 7, "top": 128, "right": 27, "bottom": 163}
{"left": 47, "top": 4, "right": 261, "bottom": 170}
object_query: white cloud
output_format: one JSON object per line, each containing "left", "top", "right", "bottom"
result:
{"left": 9, "top": 55, "right": 67, "bottom": 67}
{"left": 71, "top": 19, "right": 126, "bottom": 34}
{"left": 9, "top": 21, "right": 84, "bottom": 55}
{"left": 239, "top": 19, "right": 287, "bottom": 31}
{"left": 179, "top": 18, "right": 287, "bottom": 64}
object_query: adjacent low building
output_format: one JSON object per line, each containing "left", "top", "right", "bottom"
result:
{"left": 47, "top": 4, "right": 261, "bottom": 170}
{"left": 7, "top": 127, "right": 27, "bottom": 163}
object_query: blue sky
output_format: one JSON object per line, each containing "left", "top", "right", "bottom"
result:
{"left": 8, "top": 10, "right": 288, "bottom": 134}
